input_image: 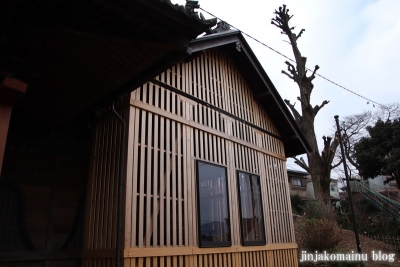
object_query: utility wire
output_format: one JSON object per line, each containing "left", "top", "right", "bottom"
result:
{"left": 199, "top": 8, "right": 387, "bottom": 109}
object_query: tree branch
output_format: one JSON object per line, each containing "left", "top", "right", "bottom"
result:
{"left": 327, "top": 133, "right": 340, "bottom": 165}
{"left": 297, "top": 96, "right": 309, "bottom": 108}
{"left": 308, "top": 65, "right": 320, "bottom": 81}
{"left": 285, "top": 60, "right": 296, "bottom": 74}
{"left": 321, "top": 135, "right": 332, "bottom": 162}
{"left": 284, "top": 99, "right": 302, "bottom": 123}
{"left": 296, "top": 29, "right": 305, "bottom": 40}
{"left": 330, "top": 132, "right": 340, "bottom": 151}
{"left": 282, "top": 61, "right": 298, "bottom": 82}
{"left": 331, "top": 159, "right": 343, "bottom": 170}
{"left": 346, "top": 154, "right": 359, "bottom": 169}
{"left": 293, "top": 156, "right": 310, "bottom": 172}
{"left": 281, "top": 70, "right": 295, "bottom": 81}
{"left": 313, "top": 100, "right": 330, "bottom": 115}
{"left": 315, "top": 150, "right": 324, "bottom": 164}
{"left": 271, "top": 5, "right": 303, "bottom": 67}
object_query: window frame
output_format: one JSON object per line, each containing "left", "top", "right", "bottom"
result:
{"left": 236, "top": 171, "right": 266, "bottom": 246}
{"left": 292, "top": 178, "right": 302, "bottom": 187}
{"left": 196, "top": 160, "right": 231, "bottom": 248}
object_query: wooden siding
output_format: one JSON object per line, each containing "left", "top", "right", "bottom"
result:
{"left": 83, "top": 104, "right": 126, "bottom": 266}
{"left": 85, "top": 48, "right": 297, "bottom": 266}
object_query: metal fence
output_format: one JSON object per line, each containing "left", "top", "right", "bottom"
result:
{"left": 362, "top": 233, "right": 400, "bottom": 250}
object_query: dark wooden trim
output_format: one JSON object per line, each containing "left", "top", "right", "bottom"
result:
{"left": 60, "top": 195, "right": 86, "bottom": 251}
{"left": 0, "top": 179, "right": 37, "bottom": 251}
{"left": 0, "top": 251, "right": 81, "bottom": 262}
{"left": 236, "top": 171, "right": 266, "bottom": 246}
{"left": 0, "top": 248, "right": 117, "bottom": 262}
{"left": 0, "top": 77, "right": 27, "bottom": 105}
{"left": 45, "top": 178, "right": 58, "bottom": 251}
{"left": 196, "top": 160, "right": 232, "bottom": 248}
{"left": 81, "top": 248, "right": 117, "bottom": 258}
{"left": 189, "top": 32, "right": 239, "bottom": 53}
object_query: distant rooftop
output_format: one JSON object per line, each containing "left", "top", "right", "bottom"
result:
{"left": 287, "top": 169, "right": 309, "bottom": 176}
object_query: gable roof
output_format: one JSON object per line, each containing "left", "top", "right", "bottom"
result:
{"left": 189, "top": 30, "right": 311, "bottom": 157}
{"left": 2, "top": 0, "right": 216, "bottom": 126}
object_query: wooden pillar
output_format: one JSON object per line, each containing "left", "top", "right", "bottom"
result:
{"left": 0, "top": 77, "right": 27, "bottom": 176}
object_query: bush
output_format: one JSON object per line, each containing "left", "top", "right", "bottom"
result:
{"left": 298, "top": 218, "right": 342, "bottom": 252}
{"left": 303, "top": 199, "right": 323, "bottom": 220}
{"left": 291, "top": 194, "right": 305, "bottom": 214}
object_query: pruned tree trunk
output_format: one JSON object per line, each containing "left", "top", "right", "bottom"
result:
{"left": 272, "top": 5, "right": 340, "bottom": 219}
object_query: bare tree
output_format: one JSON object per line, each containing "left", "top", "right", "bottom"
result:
{"left": 271, "top": 5, "right": 340, "bottom": 218}
{"left": 337, "top": 111, "right": 373, "bottom": 172}
{"left": 331, "top": 112, "right": 372, "bottom": 193}
{"left": 334, "top": 103, "right": 400, "bottom": 183}
{"left": 373, "top": 102, "right": 400, "bottom": 121}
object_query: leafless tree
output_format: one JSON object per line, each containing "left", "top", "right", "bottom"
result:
{"left": 271, "top": 5, "right": 340, "bottom": 218}
{"left": 333, "top": 103, "right": 400, "bottom": 183}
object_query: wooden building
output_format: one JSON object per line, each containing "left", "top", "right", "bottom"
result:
{"left": 0, "top": 1, "right": 311, "bottom": 266}
{"left": 84, "top": 30, "right": 311, "bottom": 266}
{"left": 0, "top": 0, "right": 216, "bottom": 266}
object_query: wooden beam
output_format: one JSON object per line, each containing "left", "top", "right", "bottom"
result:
{"left": 123, "top": 244, "right": 298, "bottom": 258}
{"left": 130, "top": 99, "right": 286, "bottom": 161}
{"left": 0, "top": 77, "right": 28, "bottom": 105}
{"left": 255, "top": 90, "right": 271, "bottom": 99}
{"left": 0, "top": 77, "right": 27, "bottom": 176}
{"left": 283, "top": 134, "right": 299, "bottom": 142}
{"left": 0, "top": 251, "right": 81, "bottom": 262}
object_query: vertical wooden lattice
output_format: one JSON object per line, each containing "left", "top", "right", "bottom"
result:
{"left": 84, "top": 106, "right": 125, "bottom": 253}
{"left": 87, "top": 48, "right": 298, "bottom": 266}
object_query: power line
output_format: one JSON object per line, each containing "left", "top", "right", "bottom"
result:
{"left": 199, "top": 7, "right": 387, "bottom": 109}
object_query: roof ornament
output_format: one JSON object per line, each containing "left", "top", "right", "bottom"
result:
{"left": 212, "top": 21, "right": 231, "bottom": 33}
{"left": 185, "top": 1, "right": 200, "bottom": 14}
{"left": 236, "top": 41, "right": 241, "bottom": 52}
{"left": 203, "top": 20, "right": 231, "bottom": 35}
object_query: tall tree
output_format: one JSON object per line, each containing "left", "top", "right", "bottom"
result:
{"left": 354, "top": 119, "right": 400, "bottom": 187}
{"left": 271, "top": 5, "right": 340, "bottom": 218}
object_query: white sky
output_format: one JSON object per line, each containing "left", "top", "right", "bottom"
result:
{"left": 174, "top": 0, "right": 400, "bottom": 174}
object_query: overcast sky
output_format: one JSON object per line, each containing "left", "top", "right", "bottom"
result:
{"left": 174, "top": 0, "right": 400, "bottom": 174}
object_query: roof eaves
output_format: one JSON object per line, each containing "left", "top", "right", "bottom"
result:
{"left": 190, "top": 30, "right": 240, "bottom": 52}
{"left": 287, "top": 169, "right": 309, "bottom": 176}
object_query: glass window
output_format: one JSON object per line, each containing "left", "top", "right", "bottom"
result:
{"left": 237, "top": 171, "right": 266, "bottom": 246}
{"left": 293, "top": 178, "right": 302, "bottom": 186}
{"left": 196, "top": 161, "right": 231, "bottom": 247}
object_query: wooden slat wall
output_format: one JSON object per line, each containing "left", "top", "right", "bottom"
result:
{"left": 154, "top": 50, "right": 283, "bottom": 155}
{"left": 85, "top": 48, "right": 297, "bottom": 266}
{"left": 120, "top": 48, "right": 297, "bottom": 267}
{"left": 83, "top": 103, "right": 126, "bottom": 266}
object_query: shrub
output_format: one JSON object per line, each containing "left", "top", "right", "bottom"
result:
{"left": 303, "top": 199, "right": 323, "bottom": 220}
{"left": 291, "top": 194, "right": 305, "bottom": 214}
{"left": 298, "top": 218, "right": 342, "bottom": 252}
